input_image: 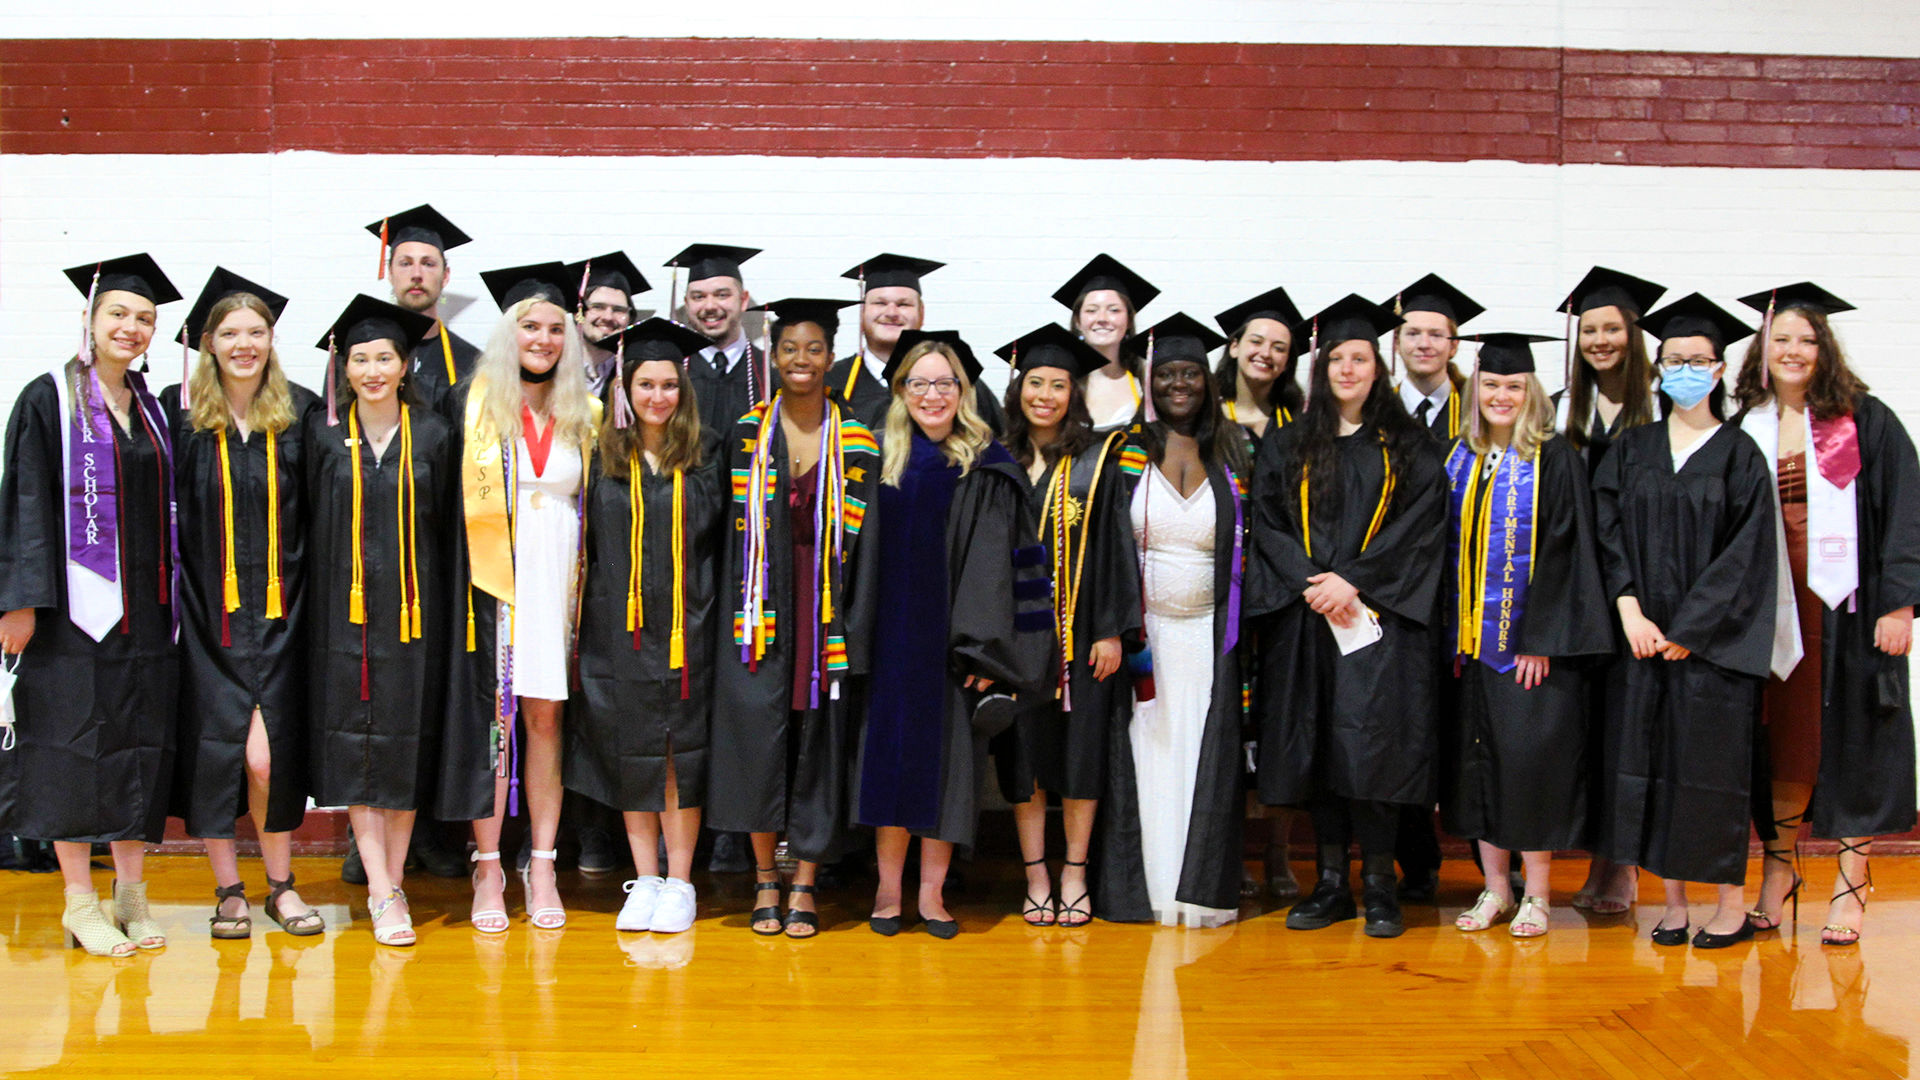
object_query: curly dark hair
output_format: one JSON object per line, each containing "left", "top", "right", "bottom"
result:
{"left": 1732, "top": 304, "right": 1868, "bottom": 418}
{"left": 1002, "top": 367, "right": 1095, "bottom": 470}
{"left": 1289, "top": 338, "right": 1427, "bottom": 518}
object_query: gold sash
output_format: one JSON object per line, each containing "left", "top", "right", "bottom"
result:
{"left": 462, "top": 374, "right": 515, "bottom": 605}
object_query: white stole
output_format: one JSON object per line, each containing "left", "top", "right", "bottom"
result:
{"left": 1741, "top": 402, "right": 1861, "bottom": 680}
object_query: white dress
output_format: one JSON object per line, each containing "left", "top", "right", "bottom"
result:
{"left": 509, "top": 432, "right": 582, "bottom": 701}
{"left": 1129, "top": 467, "right": 1238, "bottom": 929}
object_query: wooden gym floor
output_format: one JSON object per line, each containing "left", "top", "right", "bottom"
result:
{"left": 0, "top": 856, "right": 1913, "bottom": 1079}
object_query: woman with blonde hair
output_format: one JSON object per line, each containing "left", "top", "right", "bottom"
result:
{"left": 165, "top": 269, "right": 325, "bottom": 938}
{"left": 1440, "top": 334, "right": 1612, "bottom": 939}
{"left": 857, "top": 331, "right": 1051, "bottom": 938}
{"left": 442, "top": 263, "right": 601, "bottom": 933}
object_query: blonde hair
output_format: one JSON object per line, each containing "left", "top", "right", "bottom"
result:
{"left": 881, "top": 341, "right": 993, "bottom": 486}
{"left": 476, "top": 296, "right": 597, "bottom": 447}
{"left": 1462, "top": 371, "right": 1557, "bottom": 460}
{"left": 188, "top": 292, "right": 298, "bottom": 436}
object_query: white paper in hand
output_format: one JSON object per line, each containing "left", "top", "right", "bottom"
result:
{"left": 1326, "top": 601, "right": 1383, "bottom": 656}
{"left": 0, "top": 654, "right": 19, "bottom": 751}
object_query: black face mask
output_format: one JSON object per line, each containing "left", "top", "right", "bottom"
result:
{"left": 520, "top": 363, "right": 557, "bottom": 384}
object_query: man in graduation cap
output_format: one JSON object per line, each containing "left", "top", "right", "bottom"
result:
{"left": 665, "top": 243, "right": 771, "bottom": 436}
{"left": 366, "top": 204, "right": 481, "bottom": 412}
{"left": 566, "top": 251, "right": 650, "bottom": 399}
{"left": 827, "top": 253, "right": 1004, "bottom": 435}
{"left": 1391, "top": 273, "right": 1485, "bottom": 444}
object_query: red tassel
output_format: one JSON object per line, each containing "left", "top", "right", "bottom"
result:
{"left": 360, "top": 623, "right": 371, "bottom": 701}
{"left": 680, "top": 665, "right": 690, "bottom": 702}
{"left": 632, "top": 626, "right": 642, "bottom": 651}
{"left": 221, "top": 608, "right": 231, "bottom": 648}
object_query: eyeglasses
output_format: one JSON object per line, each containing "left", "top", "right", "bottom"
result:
{"left": 904, "top": 377, "right": 961, "bottom": 398}
{"left": 1658, "top": 356, "right": 1719, "bottom": 372}
{"left": 584, "top": 302, "right": 631, "bottom": 317}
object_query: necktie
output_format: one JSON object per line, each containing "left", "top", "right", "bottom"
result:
{"left": 1416, "top": 399, "right": 1433, "bottom": 427}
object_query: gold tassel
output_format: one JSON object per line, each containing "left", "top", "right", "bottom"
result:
{"left": 264, "top": 431, "right": 284, "bottom": 619}
{"left": 669, "top": 467, "right": 686, "bottom": 669}
{"left": 217, "top": 430, "right": 242, "bottom": 613}
{"left": 348, "top": 407, "right": 366, "bottom": 626}
{"left": 401, "top": 407, "right": 423, "bottom": 639}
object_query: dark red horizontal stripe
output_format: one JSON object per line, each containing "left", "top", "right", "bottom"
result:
{"left": 2, "top": 38, "right": 1916, "bottom": 168}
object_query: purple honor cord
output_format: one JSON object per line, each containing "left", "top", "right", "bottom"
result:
{"left": 808, "top": 418, "right": 830, "bottom": 710}
{"left": 1222, "top": 464, "right": 1244, "bottom": 656}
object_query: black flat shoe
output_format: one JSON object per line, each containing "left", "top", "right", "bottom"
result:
{"left": 1691, "top": 921, "right": 1756, "bottom": 950}
{"left": 1285, "top": 871, "right": 1357, "bottom": 931}
{"left": 869, "top": 914, "right": 902, "bottom": 937}
{"left": 1397, "top": 868, "right": 1439, "bottom": 905}
{"left": 1362, "top": 873, "right": 1405, "bottom": 939}
{"left": 923, "top": 917, "right": 959, "bottom": 940}
{"left": 1650, "top": 922, "right": 1690, "bottom": 947}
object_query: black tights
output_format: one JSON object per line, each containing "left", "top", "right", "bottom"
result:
{"left": 1310, "top": 797, "right": 1399, "bottom": 879}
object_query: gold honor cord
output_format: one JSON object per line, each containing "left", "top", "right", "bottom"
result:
{"left": 347, "top": 408, "right": 367, "bottom": 626}
{"left": 217, "top": 430, "right": 242, "bottom": 615}
{"left": 1036, "top": 432, "right": 1119, "bottom": 696}
{"left": 626, "top": 452, "right": 689, "bottom": 672}
{"left": 1454, "top": 452, "right": 1541, "bottom": 659}
{"left": 843, "top": 356, "right": 862, "bottom": 400}
{"left": 439, "top": 323, "right": 457, "bottom": 385}
{"left": 215, "top": 427, "right": 286, "bottom": 625}
{"left": 1299, "top": 444, "right": 1394, "bottom": 559}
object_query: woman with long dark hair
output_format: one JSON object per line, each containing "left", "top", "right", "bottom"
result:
{"left": 1247, "top": 295, "right": 1446, "bottom": 940}
{"left": 1054, "top": 255, "right": 1159, "bottom": 432}
{"left": 992, "top": 323, "right": 1139, "bottom": 926}
{"left": 1732, "top": 282, "right": 1920, "bottom": 947}
{"left": 1212, "top": 287, "right": 1306, "bottom": 452}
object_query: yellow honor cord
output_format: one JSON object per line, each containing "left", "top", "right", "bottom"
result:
{"left": 819, "top": 406, "right": 842, "bottom": 627}
{"left": 843, "top": 357, "right": 862, "bottom": 400}
{"left": 629, "top": 451, "right": 645, "bottom": 633}
{"left": 216, "top": 430, "right": 242, "bottom": 613}
{"left": 669, "top": 466, "right": 686, "bottom": 670}
{"left": 264, "top": 432, "right": 283, "bottom": 619}
{"left": 400, "top": 406, "right": 422, "bottom": 641}
{"left": 347, "top": 407, "right": 367, "bottom": 626}
{"left": 1300, "top": 444, "right": 1394, "bottom": 559}
{"left": 439, "top": 323, "right": 456, "bottom": 385}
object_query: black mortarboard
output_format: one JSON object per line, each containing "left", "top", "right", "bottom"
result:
{"left": 1300, "top": 294, "right": 1402, "bottom": 351}
{"left": 605, "top": 317, "right": 713, "bottom": 368}
{"left": 1051, "top": 254, "right": 1160, "bottom": 310}
{"left": 1129, "top": 312, "right": 1228, "bottom": 368}
{"left": 1736, "top": 282, "right": 1855, "bottom": 319}
{"left": 1640, "top": 293, "right": 1754, "bottom": 348}
{"left": 994, "top": 323, "right": 1109, "bottom": 379}
{"left": 749, "top": 297, "right": 858, "bottom": 339}
{"left": 1558, "top": 266, "right": 1666, "bottom": 318}
{"left": 480, "top": 262, "right": 576, "bottom": 311}
{"left": 565, "top": 251, "right": 651, "bottom": 305}
{"left": 1459, "top": 333, "right": 1558, "bottom": 376}
{"left": 1391, "top": 273, "right": 1485, "bottom": 325}
{"left": 65, "top": 253, "right": 182, "bottom": 305}
{"left": 883, "top": 329, "right": 983, "bottom": 386}
{"left": 366, "top": 203, "right": 472, "bottom": 253}
{"left": 843, "top": 253, "right": 945, "bottom": 294}
{"left": 665, "top": 243, "right": 760, "bottom": 283}
{"left": 176, "top": 266, "right": 289, "bottom": 346}
{"left": 315, "top": 294, "right": 436, "bottom": 354}
{"left": 1213, "top": 286, "right": 1309, "bottom": 358}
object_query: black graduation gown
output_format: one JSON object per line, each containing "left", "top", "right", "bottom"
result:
{"left": 1247, "top": 424, "right": 1447, "bottom": 807}
{"left": 1593, "top": 421, "right": 1775, "bottom": 885}
{"left": 566, "top": 435, "right": 725, "bottom": 812}
{"left": 706, "top": 401, "right": 882, "bottom": 861}
{"left": 686, "top": 344, "right": 776, "bottom": 438}
{"left": 1092, "top": 440, "right": 1250, "bottom": 920}
{"left": 993, "top": 432, "right": 1140, "bottom": 802}
{"left": 0, "top": 371, "right": 179, "bottom": 843}
{"left": 1796, "top": 395, "right": 1920, "bottom": 839}
{"left": 302, "top": 404, "right": 455, "bottom": 811}
{"left": 1403, "top": 379, "right": 1465, "bottom": 444}
{"left": 828, "top": 353, "right": 1005, "bottom": 436}
{"left": 166, "top": 383, "right": 319, "bottom": 838}
{"left": 408, "top": 326, "right": 481, "bottom": 414}
{"left": 1440, "top": 437, "right": 1615, "bottom": 852}
{"left": 853, "top": 435, "right": 1051, "bottom": 849}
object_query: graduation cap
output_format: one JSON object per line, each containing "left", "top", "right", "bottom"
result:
{"left": 883, "top": 329, "right": 983, "bottom": 386}
{"left": 176, "top": 266, "right": 288, "bottom": 347}
{"left": 664, "top": 243, "right": 760, "bottom": 284}
{"left": 1214, "top": 286, "right": 1309, "bottom": 358}
{"left": 602, "top": 316, "right": 715, "bottom": 429}
{"left": 366, "top": 203, "right": 471, "bottom": 254}
{"left": 479, "top": 262, "right": 576, "bottom": 311}
{"left": 994, "top": 323, "right": 1109, "bottom": 379}
{"left": 314, "top": 294, "right": 437, "bottom": 426}
{"left": 843, "top": 253, "right": 944, "bottom": 294}
{"left": 565, "top": 251, "right": 651, "bottom": 307}
{"left": 1640, "top": 293, "right": 1754, "bottom": 350}
{"left": 1391, "top": 273, "right": 1484, "bottom": 326}
{"left": 1051, "top": 254, "right": 1160, "bottom": 311}
{"left": 1129, "top": 312, "right": 1227, "bottom": 369}
{"left": 1736, "top": 281, "right": 1855, "bottom": 319}
{"left": 1298, "top": 294, "right": 1403, "bottom": 356}
{"left": 749, "top": 297, "right": 858, "bottom": 339}
{"left": 1459, "top": 333, "right": 1559, "bottom": 376}
{"left": 65, "top": 252, "right": 182, "bottom": 305}
{"left": 1557, "top": 266, "right": 1666, "bottom": 318}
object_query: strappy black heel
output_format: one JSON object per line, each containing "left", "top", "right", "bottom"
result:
{"left": 1020, "top": 857, "right": 1057, "bottom": 926}
{"left": 783, "top": 883, "right": 819, "bottom": 939}
{"left": 1747, "top": 814, "right": 1803, "bottom": 932}
{"left": 1822, "top": 838, "right": 1873, "bottom": 947}
{"left": 1057, "top": 858, "right": 1092, "bottom": 928}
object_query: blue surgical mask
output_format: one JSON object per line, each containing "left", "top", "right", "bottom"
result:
{"left": 1661, "top": 365, "right": 1718, "bottom": 410}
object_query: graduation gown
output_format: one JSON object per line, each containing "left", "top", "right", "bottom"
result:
{"left": 1402, "top": 379, "right": 1465, "bottom": 444}
{"left": 993, "top": 432, "right": 1140, "bottom": 802}
{"left": 566, "top": 434, "right": 726, "bottom": 812}
{"left": 1786, "top": 395, "right": 1920, "bottom": 839}
{"left": 408, "top": 325, "right": 482, "bottom": 414}
{"left": 828, "top": 353, "right": 1006, "bottom": 436}
{"left": 302, "top": 404, "right": 455, "bottom": 811}
{"left": 707, "top": 401, "right": 881, "bottom": 860}
{"left": 166, "top": 383, "right": 319, "bottom": 838}
{"left": 1593, "top": 421, "right": 1775, "bottom": 885}
{"left": 1092, "top": 439, "right": 1250, "bottom": 920}
{"left": 1247, "top": 424, "right": 1447, "bottom": 807}
{"left": 854, "top": 434, "right": 1051, "bottom": 849}
{"left": 1440, "top": 436, "right": 1615, "bottom": 852}
{"left": 686, "top": 344, "right": 775, "bottom": 437}
{"left": 0, "top": 371, "right": 179, "bottom": 843}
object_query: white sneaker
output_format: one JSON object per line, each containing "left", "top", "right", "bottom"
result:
{"left": 649, "top": 878, "right": 697, "bottom": 934}
{"left": 616, "top": 876, "right": 663, "bottom": 932}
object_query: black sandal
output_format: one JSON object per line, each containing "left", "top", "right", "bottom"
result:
{"left": 1822, "top": 838, "right": 1873, "bottom": 946}
{"left": 265, "top": 873, "right": 326, "bottom": 937}
{"left": 1057, "top": 858, "right": 1092, "bottom": 928}
{"left": 751, "top": 866, "right": 784, "bottom": 936}
{"left": 783, "top": 883, "right": 820, "bottom": 938}
{"left": 1020, "top": 858, "right": 1057, "bottom": 926}
{"left": 209, "top": 882, "right": 252, "bottom": 939}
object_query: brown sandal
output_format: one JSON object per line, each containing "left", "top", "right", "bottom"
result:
{"left": 210, "top": 882, "right": 252, "bottom": 939}
{"left": 265, "top": 874, "right": 326, "bottom": 937}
